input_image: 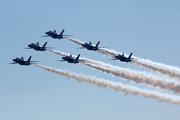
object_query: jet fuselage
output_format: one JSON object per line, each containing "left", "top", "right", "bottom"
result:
{"left": 82, "top": 43, "right": 98, "bottom": 51}
{"left": 13, "top": 58, "right": 30, "bottom": 65}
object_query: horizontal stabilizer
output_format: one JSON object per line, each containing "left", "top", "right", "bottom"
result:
{"left": 45, "top": 47, "right": 54, "bottom": 49}
{"left": 109, "top": 58, "right": 118, "bottom": 60}
{"left": 23, "top": 48, "right": 31, "bottom": 49}
{"left": 30, "top": 61, "right": 39, "bottom": 62}
{"left": 41, "top": 35, "right": 49, "bottom": 37}
{"left": 9, "top": 62, "right": 17, "bottom": 64}
{"left": 63, "top": 35, "right": 72, "bottom": 36}
{"left": 76, "top": 47, "right": 85, "bottom": 49}
{"left": 57, "top": 60, "right": 66, "bottom": 62}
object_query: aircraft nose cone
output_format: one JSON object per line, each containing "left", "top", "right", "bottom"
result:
{"left": 13, "top": 59, "right": 16, "bottom": 61}
{"left": 28, "top": 45, "right": 31, "bottom": 47}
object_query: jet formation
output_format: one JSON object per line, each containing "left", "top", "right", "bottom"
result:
{"left": 10, "top": 29, "right": 134, "bottom": 65}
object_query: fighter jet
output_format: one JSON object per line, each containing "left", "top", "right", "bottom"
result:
{"left": 9, "top": 56, "right": 38, "bottom": 66}
{"left": 24, "top": 42, "right": 53, "bottom": 51}
{"left": 41, "top": 29, "right": 71, "bottom": 39}
{"left": 111, "top": 52, "right": 133, "bottom": 62}
{"left": 78, "top": 41, "right": 105, "bottom": 51}
{"left": 58, "top": 54, "right": 80, "bottom": 64}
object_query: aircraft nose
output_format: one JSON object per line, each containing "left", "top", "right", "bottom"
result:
{"left": 28, "top": 44, "right": 31, "bottom": 47}
{"left": 13, "top": 59, "right": 16, "bottom": 61}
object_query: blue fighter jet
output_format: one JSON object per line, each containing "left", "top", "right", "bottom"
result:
{"left": 58, "top": 54, "right": 80, "bottom": 64}
{"left": 78, "top": 41, "right": 105, "bottom": 51}
{"left": 9, "top": 56, "right": 38, "bottom": 66}
{"left": 111, "top": 52, "right": 133, "bottom": 62}
{"left": 42, "top": 29, "right": 71, "bottom": 39}
{"left": 25, "top": 42, "right": 53, "bottom": 51}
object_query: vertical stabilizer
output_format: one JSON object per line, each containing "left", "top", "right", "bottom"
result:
{"left": 75, "top": 54, "right": 80, "bottom": 61}
{"left": 128, "top": 52, "right": 133, "bottom": 59}
{"left": 95, "top": 41, "right": 100, "bottom": 48}
{"left": 27, "top": 56, "right": 32, "bottom": 62}
{"left": 43, "top": 42, "right": 47, "bottom": 48}
{"left": 60, "top": 29, "right": 65, "bottom": 36}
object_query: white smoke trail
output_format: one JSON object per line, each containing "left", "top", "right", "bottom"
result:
{"left": 48, "top": 49, "right": 180, "bottom": 95}
{"left": 66, "top": 38, "right": 180, "bottom": 80}
{"left": 33, "top": 64, "right": 180, "bottom": 106}
{"left": 132, "top": 59, "right": 180, "bottom": 80}
{"left": 67, "top": 38, "right": 84, "bottom": 46}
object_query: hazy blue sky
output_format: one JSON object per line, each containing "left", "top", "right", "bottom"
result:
{"left": 1, "top": 0, "right": 180, "bottom": 120}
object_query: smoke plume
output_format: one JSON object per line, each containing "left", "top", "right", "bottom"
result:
{"left": 34, "top": 64, "right": 180, "bottom": 106}
{"left": 48, "top": 49, "right": 180, "bottom": 95}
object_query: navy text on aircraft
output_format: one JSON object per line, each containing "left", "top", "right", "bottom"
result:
{"left": 9, "top": 56, "right": 38, "bottom": 66}
{"left": 111, "top": 52, "right": 133, "bottom": 62}
{"left": 42, "top": 29, "right": 71, "bottom": 39}
{"left": 58, "top": 54, "right": 80, "bottom": 64}
{"left": 25, "top": 42, "right": 52, "bottom": 51}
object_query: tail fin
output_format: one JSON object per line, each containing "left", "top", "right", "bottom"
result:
{"left": 54, "top": 30, "right": 56, "bottom": 34}
{"left": 37, "top": 42, "right": 39, "bottom": 46}
{"left": 95, "top": 41, "right": 100, "bottom": 48}
{"left": 21, "top": 56, "right": 24, "bottom": 60}
{"left": 27, "top": 56, "right": 32, "bottom": 62}
{"left": 128, "top": 52, "right": 133, "bottom": 59}
{"left": 76, "top": 54, "right": 80, "bottom": 61}
{"left": 43, "top": 42, "right": 47, "bottom": 48}
{"left": 60, "top": 29, "right": 65, "bottom": 36}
